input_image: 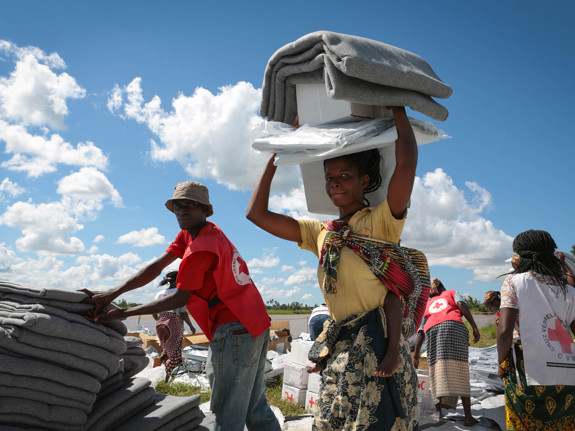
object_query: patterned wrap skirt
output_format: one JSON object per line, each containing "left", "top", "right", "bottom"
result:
{"left": 425, "top": 319, "right": 470, "bottom": 409}
{"left": 500, "top": 340, "right": 575, "bottom": 430}
{"left": 156, "top": 311, "right": 185, "bottom": 375}
{"left": 308, "top": 308, "right": 418, "bottom": 431}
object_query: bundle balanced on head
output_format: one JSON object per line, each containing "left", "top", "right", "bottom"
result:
{"left": 247, "top": 106, "right": 423, "bottom": 430}
{"left": 84, "top": 180, "right": 281, "bottom": 431}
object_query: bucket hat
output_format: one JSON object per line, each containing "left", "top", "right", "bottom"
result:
{"left": 165, "top": 181, "right": 213, "bottom": 217}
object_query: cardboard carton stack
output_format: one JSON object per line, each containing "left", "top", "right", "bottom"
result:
{"left": 281, "top": 339, "right": 314, "bottom": 407}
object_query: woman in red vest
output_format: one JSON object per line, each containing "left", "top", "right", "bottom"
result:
{"left": 412, "top": 278, "right": 480, "bottom": 426}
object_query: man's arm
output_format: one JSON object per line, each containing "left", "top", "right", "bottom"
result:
{"left": 412, "top": 330, "right": 425, "bottom": 369}
{"left": 96, "top": 288, "right": 192, "bottom": 323}
{"left": 180, "top": 311, "right": 196, "bottom": 334}
{"left": 83, "top": 252, "right": 177, "bottom": 309}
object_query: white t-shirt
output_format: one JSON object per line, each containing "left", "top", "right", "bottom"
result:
{"left": 154, "top": 287, "right": 187, "bottom": 315}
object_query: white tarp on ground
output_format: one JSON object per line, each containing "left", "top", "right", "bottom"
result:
{"left": 137, "top": 344, "right": 505, "bottom": 430}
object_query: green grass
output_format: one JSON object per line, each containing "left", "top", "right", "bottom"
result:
{"left": 155, "top": 376, "right": 308, "bottom": 417}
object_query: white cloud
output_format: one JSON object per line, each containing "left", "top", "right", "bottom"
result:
{"left": 0, "top": 51, "right": 85, "bottom": 129}
{"left": 283, "top": 266, "right": 317, "bottom": 287}
{"left": 0, "top": 177, "right": 24, "bottom": 199}
{"left": 0, "top": 200, "right": 85, "bottom": 255}
{"left": 248, "top": 251, "right": 280, "bottom": 268}
{"left": 93, "top": 235, "right": 105, "bottom": 243}
{"left": 402, "top": 169, "right": 513, "bottom": 281}
{"left": 301, "top": 293, "right": 314, "bottom": 300}
{"left": 116, "top": 227, "right": 166, "bottom": 248}
{"left": 108, "top": 78, "right": 300, "bottom": 192}
{"left": 257, "top": 284, "right": 302, "bottom": 300}
{"left": 0, "top": 121, "right": 108, "bottom": 177}
{"left": 58, "top": 167, "right": 122, "bottom": 207}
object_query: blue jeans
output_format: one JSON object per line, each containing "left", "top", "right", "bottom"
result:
{"left": 309, "top": 314, "right": 330, "bottom": 341}
{"left": 205, "top": 321, "right": 281, "bottom": 431}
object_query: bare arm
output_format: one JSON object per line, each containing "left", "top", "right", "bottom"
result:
{"left": 412, "top": 330, "right": 425, "bottom": 369}
{"left": 180, "top": 311, "right": 196, "bottom": 334}
{"left": 84, "top": 252, "right": 177, "bottom": 307}
{"left": 246, "top": 153, "right": 302, "bottom": 242}
{"left": 457, "top": 300, "right": 480, "bottom": 343}
{"left": 95, "top": 288, "right": 192, "bottom": 323}
{"left": 497, "top": 307, "right": 518, "bottom": 375}
{"left": 386, "top": 106, "right": 418, "bottom": 219}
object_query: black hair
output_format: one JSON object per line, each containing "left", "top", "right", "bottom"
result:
{"left": 159, "top": 271, "right": 178, "bottom": 286}
{"left": 509, "top": 229, "right": 567, "bottom": 293}
{"left": 324, "top": 149, "right": 382, "bottom": 204}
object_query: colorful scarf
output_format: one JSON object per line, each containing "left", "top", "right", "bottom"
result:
{"left": 319, "top": 219, "right": 430, "bottom": 337}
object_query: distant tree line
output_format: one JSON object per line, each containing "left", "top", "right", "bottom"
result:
{"left": 265, "top": 299, "right": 316, "bottom": 312}
{"left": 115, "top": 299, "right": 142, "bottom": 309}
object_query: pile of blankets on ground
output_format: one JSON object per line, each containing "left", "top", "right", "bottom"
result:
{"left": 0, "top": 281, "right": 206, "bottom": 431}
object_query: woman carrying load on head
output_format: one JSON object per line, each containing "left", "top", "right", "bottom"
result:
{"left": 497, "top": 229, "right": 575, "bottom": 431}
{"left": 247, "top": 106, "right": 428, "bottom": 430}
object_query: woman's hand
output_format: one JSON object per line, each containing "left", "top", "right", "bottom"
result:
{"left": 94, "top": 307, "right": 126, "bottom": 324}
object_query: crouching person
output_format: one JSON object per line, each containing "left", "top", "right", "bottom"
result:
{"left": 86, "top": 181, "right": 281, "bottom": 431}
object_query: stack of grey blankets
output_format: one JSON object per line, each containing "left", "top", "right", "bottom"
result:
{"left": 260, "top": 30, "right": 452, "bottom": 123}
{"left": 0, "top": 281, "right": 205, "bottom": 430}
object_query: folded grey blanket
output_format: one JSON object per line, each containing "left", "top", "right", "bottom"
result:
{"left": 0, "top": 309, "right": 126, "bottom": 354}
{"left": 114, "top": 393, "right": 203, "bottom": 431}
{"left": 260, "top": 31, "right": 452, "bottom": 123}
{"left": 85, "top": 377, "right": 152, "bottom": 429}
{"left": 170, "top": 415, "right": 204, "bottom": 431}
{"left": 4, "top": 325, "right": 121, "bottom": 376}
{"left": 0, "top": 353, "right": 101, "bottom": 395}
{"left": 154, "top": 406, "right": 204, "bottom": 431}
{"left": 87, "top": 387, "right": 156, "bottom": 431}
{"left": 0, "top": 385, "right": 93, "bottom": 413}
{"left": 0, "top": 291, "right": 94, "bottom": 314}
{"left": 0, "top": 397, "right": 87, "bottom": 428}
{"left": 0, "top": 281, "right": 88, "bottom": 302}
{"left": 96, "top": 372, "right": 125, "bottom": 401}
{"left": 0, "top": 413, "right": 84, "bottom": 431}
{"left": 121, "top": 354, "right": 151, "bottom": 378}
{"left": 0, "top": 327, "right": 111, "bottom": 380}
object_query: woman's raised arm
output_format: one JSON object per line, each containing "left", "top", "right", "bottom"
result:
{"left": 246, "top": 153, "right": 302, "bottom": 243}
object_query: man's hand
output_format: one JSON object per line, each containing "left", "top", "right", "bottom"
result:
{"left": 472, "top": 327, "right": 481, "bottom": 344}
{"left": 93, "top": 305, "right": 126, "bottom": 324}
{"left": 79, "top": 288, "right": 120, "bottom": 316}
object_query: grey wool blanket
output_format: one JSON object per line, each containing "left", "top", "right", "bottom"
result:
{"left": 260, "top": 31, "right": 452, "bottom": 123}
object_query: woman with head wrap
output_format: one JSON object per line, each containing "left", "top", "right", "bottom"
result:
{"left": 497, "top": 230, "right": 575, "bottom": 430}
{"left": 153, "top": 271, "right": 196, "bottom": 381}
{"left": 483, "top": 291, "right": 501, "bottom": 326}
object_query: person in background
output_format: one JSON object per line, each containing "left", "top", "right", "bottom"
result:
{"left": 497, "top": 230, "right": 575, "bottom": 430}
{"left": 308, "top": 303, "right": 330, "bottom": 341}
{"left": 247, "top": 106, "right": 420, "bottom": 430}
{"left": 152, "top": 270, "right": 196, "bottom": 381}
{"left": 483, "top": 290, "right": 501, "bottom": 326}
{"left": 84, "top": 180, "right": 281, "bottom": 431}
{"left": 412, "top": 278, "right": 480, "bottom": 426}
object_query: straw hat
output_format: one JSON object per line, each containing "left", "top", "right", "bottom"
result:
{"left": 165, "top": 181, "right": 213, "bottom": 217}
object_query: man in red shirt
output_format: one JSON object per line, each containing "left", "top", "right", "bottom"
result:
{"left": 89, "top": 181, "right": 280, "bottom": 431}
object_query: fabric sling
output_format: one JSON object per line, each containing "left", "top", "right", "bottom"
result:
{"left": 320, "top": 219, "right": 430, "bottom": 337}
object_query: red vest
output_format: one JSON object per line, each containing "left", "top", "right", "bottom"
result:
{"left": 423, "top": 290, "right": 463, "bottom": 332}
{"left": 179, "top": 222, "right": 270, "bottom": 339}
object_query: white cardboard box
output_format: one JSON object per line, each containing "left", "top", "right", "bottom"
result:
{"left": 307, "top": 371, "right": 322, "bottom": 394}
{"left": 289, "top": 339, "right": 315, "bottom": 367}
{"left": 282, "top": 382, "right": 307, "bottom": 406}
{"left": 296, "top": 83, "right": 392, "bottom": 126}
{"left": 417, "top": 371, "right": 435, "bottom": 414}
{"left": 283, "top": 362, "right": 311, "bottom": 389}
{"left": 304, "top": 390, "right": 320, "bottom": 412}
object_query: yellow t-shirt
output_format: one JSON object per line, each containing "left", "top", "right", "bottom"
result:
{"left": 298, "top": 199, "right": 406, "bottom": 322}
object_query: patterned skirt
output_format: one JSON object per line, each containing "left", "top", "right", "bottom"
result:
{"left": 500, "top": 340, "right": 575, "bottom": 430}
{"left": 156, "top": 311, "right": 185, "bottom": 375}
{"left": 425, "top": 320, "right": 470, "bottom": 409}
{"left": 308, "top": 308, "right": 418, "bottom": 431}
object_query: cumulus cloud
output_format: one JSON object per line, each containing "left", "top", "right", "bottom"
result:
{"left": 116, "top": 227, "right": 166, "bottom": 248}
{"left": 257, "top": 284, "right": 302, "bottom": 300}
{"left": 107, "top": 78, "right": 299, "bottom": 192}
{"left": 283, "top": 266, "right": 317, "bottom": 287}
{"left": 0, "top": 177, "right": 24, "bottom": 199}
{"left": 0, "top": 120, "right": 108, "bottom": 177}
{"left": 402, "top": 169, "right": 513, "bottom": 281}
{"left": 248, "top": 252, "right": 280, "bottom": 269}
{"left": 0, "top": 48, "right": 85, "bottom": 129}
{"left": 58, "top": 167, "right": 122, "bottom": 207}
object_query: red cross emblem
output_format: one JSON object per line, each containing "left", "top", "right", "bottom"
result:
{"left": 548, "top": 318, "right": 575, "bottom": 354}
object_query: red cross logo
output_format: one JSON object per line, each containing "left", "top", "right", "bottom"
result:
{"left": 309, "top": 396, "right": 316, "bottom": 408}
{"left": 418, "top": 380, "right": 425, "bottom": 390}
{"left": 548, "top": 318, "right": 575, "bottom": 354}
{"left": 285, "top": 392, "right": 294, "bottom": 403}
{"left": 429, "top": 298, "right": 447, "bottom": 314}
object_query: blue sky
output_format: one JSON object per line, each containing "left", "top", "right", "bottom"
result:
{"left": 0, "top": 1, "right": 573, "bottom": 306}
